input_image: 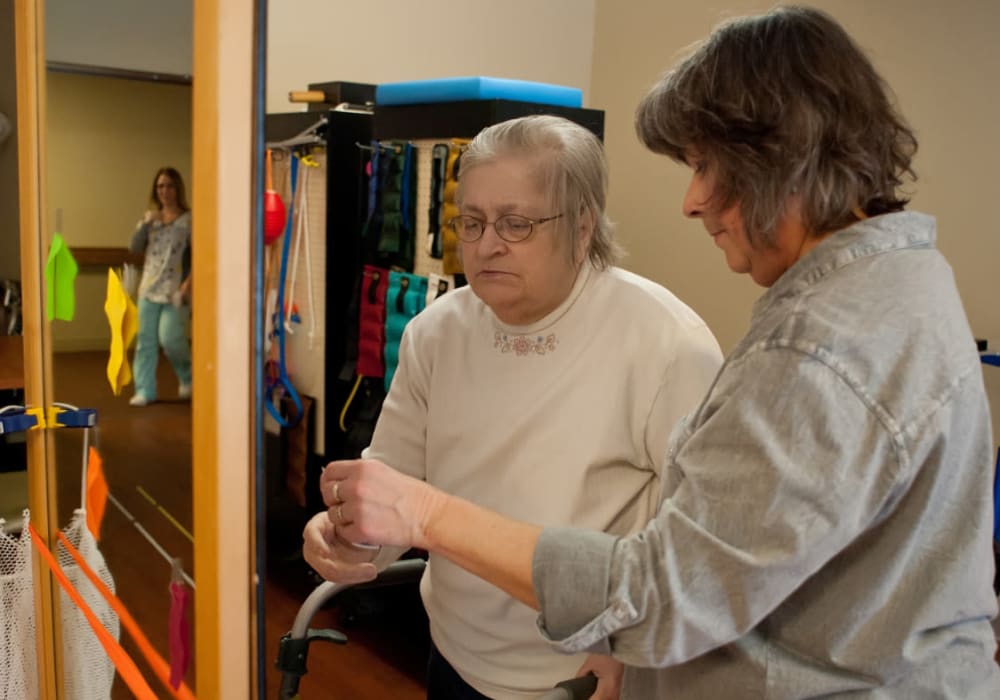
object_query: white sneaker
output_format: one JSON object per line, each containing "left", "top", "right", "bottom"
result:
{"left": 129, "top": 394, "right": 152, "bottom": 407}
{"left": 178, "top": 383, "right": 192, "bottom": 400}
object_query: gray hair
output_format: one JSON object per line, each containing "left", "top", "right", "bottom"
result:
{"left": 457, "top": 114, "right": 623, "bottom": 269}
{"left": 635, "top": 5, "right": 918, "bottom": 247}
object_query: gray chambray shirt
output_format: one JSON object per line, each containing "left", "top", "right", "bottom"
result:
{"left": 533, "top": 211, "right": 1000, "bottom": 698}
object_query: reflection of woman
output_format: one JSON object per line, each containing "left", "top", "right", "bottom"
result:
{"left": 303, "top": 115, "right": 722, "bottom": 699}
{"left": 128, "top": 167, "right": 192, "bottom": 406}
{"left": 322, "top": 7, "right": 1000, "bottom": 699}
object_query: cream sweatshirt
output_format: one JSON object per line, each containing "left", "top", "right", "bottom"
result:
{"left": 365, "top": 263, "right": 722, "bottom": 699}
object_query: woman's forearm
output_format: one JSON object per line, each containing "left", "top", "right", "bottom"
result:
{"left": 424, "top": 490, "right": 542, "bottom": 609}
{"left": 329, "top": 458, "right": 544, "bottom": 608}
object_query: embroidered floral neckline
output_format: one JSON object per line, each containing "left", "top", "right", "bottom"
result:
{"left": 494, "top": 331, "right": 558, "bottom": 356}
{"left": 489, "top": 264, "right": 595, "bottom": 357}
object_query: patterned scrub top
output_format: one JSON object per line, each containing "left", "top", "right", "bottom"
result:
{"left": 130, "top": 211, "right": 191, "bottom": 304}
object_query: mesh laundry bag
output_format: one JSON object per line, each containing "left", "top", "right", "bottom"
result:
{"left": 58, "top": 508, "right": 119, "bottom": 699}
{"left": 0, "top": 511, "right": 37, "bottom": 700}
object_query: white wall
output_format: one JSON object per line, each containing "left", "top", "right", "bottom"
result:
{"left": 590, "top": 0, "right": 1000, "bottom": 443}
{"left": 266, "top": 0, "right": 596, "bottom": 113}
{"left": 46, "top": 0, "right": 192, "bottom": 75}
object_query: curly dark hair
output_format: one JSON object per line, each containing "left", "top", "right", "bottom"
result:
{"left": 635, "top": 5, "right": 918, "bottom": 246}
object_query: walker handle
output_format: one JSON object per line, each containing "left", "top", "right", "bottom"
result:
{"left": 539, "top": 672, "right": 598, "bottom": 700}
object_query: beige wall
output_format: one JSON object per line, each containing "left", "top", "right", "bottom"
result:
{"left": 46, "top": 0, "right": 192, "bottom": 75}
{"left": 264, "top": 0, "right": 1000, "bottom": 448}
{"left": 45, "top": 71, "right": 191, "bottom": 350}
{"left": 0, "top": 0, "right": 19, "bottom": 282}
{"left": 591, "top": 0, "right": 1000, "bottom": 442}
{"left": 266, "top": 0, "right": 596, "bottom": 113}
{"left": 264, "top": 0, "right": 598, "bottom": 442}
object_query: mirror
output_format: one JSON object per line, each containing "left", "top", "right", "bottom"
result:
{"left": 258, "top": 1, "right": 1000, "bottom": 697}
{"left": 6, "top": 0, "right": 196, "bottom": 696}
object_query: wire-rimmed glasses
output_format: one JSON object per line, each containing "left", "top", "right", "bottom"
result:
{"left": 446, "top": 213, "right": 563, "bottom": 243}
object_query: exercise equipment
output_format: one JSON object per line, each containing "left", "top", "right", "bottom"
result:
{"left": 265, "top": 149, "right": 287, "bottom": 245}
{"left": 275, "top": 559, "right": 598, "bottom": 700}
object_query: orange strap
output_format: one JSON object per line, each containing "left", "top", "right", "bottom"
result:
{"left": 28, "top": 524, "right": 157, "bottom": 700}
{"left": 57, "top": 530, "right": 197, "bottom": 700}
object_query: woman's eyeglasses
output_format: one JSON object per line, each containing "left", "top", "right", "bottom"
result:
{"left": 446, "top": 213, "right": 563, "bottom": 243}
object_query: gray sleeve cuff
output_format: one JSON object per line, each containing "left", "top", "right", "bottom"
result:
{"left": 533, "top": 527, "right": 638, "bottom": 656}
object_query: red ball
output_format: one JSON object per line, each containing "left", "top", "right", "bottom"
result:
{"left": 264, "top": 191, "right": 286, "bottom": 245}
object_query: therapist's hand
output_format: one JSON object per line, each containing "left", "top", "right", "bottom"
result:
{"left": 321, "top": 458, "right": 444, "bottom": 552}
{"left": 576, "top": 654, "right": 624, "bottom": 700}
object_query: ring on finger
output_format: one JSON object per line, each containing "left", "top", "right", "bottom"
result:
{"left": 331, "top": 481, "right": 341, "bottom": 504}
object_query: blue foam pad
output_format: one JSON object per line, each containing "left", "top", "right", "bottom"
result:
{"left": 375, "top": 77, "right": 583, "bottom": 108}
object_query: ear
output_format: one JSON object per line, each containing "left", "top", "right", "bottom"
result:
{"left": 575, "top": 204, "right": 596, "bottom": 265}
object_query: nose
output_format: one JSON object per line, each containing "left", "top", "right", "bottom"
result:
{"left": 472, "top": 222, "right": 508, "bottom": 255}
{"left": 682, "top": 176, "right": 707, "bottom": 219}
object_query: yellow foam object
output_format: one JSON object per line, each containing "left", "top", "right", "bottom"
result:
{"left": 441, "top": 138, "right": 469, "bottom": 275}
{"left": 103, "top": 268, "right": 139, "bottom": 395}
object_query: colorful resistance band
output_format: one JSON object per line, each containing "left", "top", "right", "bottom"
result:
{"left": 56, "top": 529, "right": 196, "bottom": 700}
{"left": 28, "top": 523, "right": 158, "bottom": 700}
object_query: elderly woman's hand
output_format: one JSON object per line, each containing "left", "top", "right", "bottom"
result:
{"left": 301, "top": 512, "right": 379, "bottom": 584}
{"left": 320, "top": 458, "right": 444, "bottom": 552}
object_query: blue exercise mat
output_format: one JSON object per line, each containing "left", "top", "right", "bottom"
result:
{"left": 375, "top": 76, "right": 583, "bottom": 108}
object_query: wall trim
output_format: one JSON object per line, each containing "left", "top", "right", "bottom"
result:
{"left": 47, "top": 60, "right": 192, "bottom": 85}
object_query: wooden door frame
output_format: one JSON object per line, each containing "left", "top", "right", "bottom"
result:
{"left": 15, "top": 0, "right": 59, "bottom": 694}
{"left": 192, "top": 0, "right": 259, "bottom": 697}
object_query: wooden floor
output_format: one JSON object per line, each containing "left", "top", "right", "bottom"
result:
{"left": 51, "top": 350, "right": 428, "bottom": 699}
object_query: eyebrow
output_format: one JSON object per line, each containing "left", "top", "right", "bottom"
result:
{"left": 459, "top": 201, "right": 531, "bottom": 216}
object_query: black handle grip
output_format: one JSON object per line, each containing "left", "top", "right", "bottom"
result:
{"left": 553, "top": 672, "right": 598, "bottom": 699}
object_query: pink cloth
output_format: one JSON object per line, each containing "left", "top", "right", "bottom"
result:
{"left": 168, "top": 581, "right": 192, "bottom": 689}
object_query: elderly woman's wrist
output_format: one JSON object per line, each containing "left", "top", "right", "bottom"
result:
{"left": 333, "top": 525, "right": 381, "bottom": 563}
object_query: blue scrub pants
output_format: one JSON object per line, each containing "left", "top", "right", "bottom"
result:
{"left": 132, "top": 297, "right": 191, "bottom": 401}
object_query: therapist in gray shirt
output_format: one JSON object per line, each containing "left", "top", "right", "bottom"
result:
{"left": 319, "top": 6, "right": 1000, "bottom": 698}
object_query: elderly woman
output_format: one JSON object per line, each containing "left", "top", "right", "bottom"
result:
{"left": 303, "top": 115, "right": 722, "bottom": 699}
{"left": 322, "top": 7, "right": 1000, "bottom": 699}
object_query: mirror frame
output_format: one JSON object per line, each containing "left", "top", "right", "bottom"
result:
{"left": 15, "top": 0, "right": 60, "bottom": 695}
{"left": 191, "top": 0, "right": 258, "bottom": 697}
{"left": 14, "top": 0, "right": 260, "bottom": 696}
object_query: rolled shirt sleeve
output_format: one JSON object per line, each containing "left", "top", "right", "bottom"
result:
{"left": 533, "top": 344, "right": 901, "bottom": 668}
{"left": 533, "top": 526, "right": 627, "bottom": 655}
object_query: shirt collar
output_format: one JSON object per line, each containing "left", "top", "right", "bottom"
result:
{"left": 753, "top": 211, "right": 936, "bottom": 318}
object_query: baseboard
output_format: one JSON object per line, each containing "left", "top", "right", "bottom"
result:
{"left": 53, "top": 337, "right": 107, "bottom": 353}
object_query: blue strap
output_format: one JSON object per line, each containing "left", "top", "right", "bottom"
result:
{"left": 0, "top": 406, "right": 97, "bottom": 433}
{"left": 993, "top": 447, "right": 999, "bottom": 541}
{"left": 52, "top": 407, "right": 98, "bottom": 428}
{"left": 266, "top": 155, "right": 304, "bottom": 429}
{"left": 0, "top": 409, "right": 38, "bottom": 434}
